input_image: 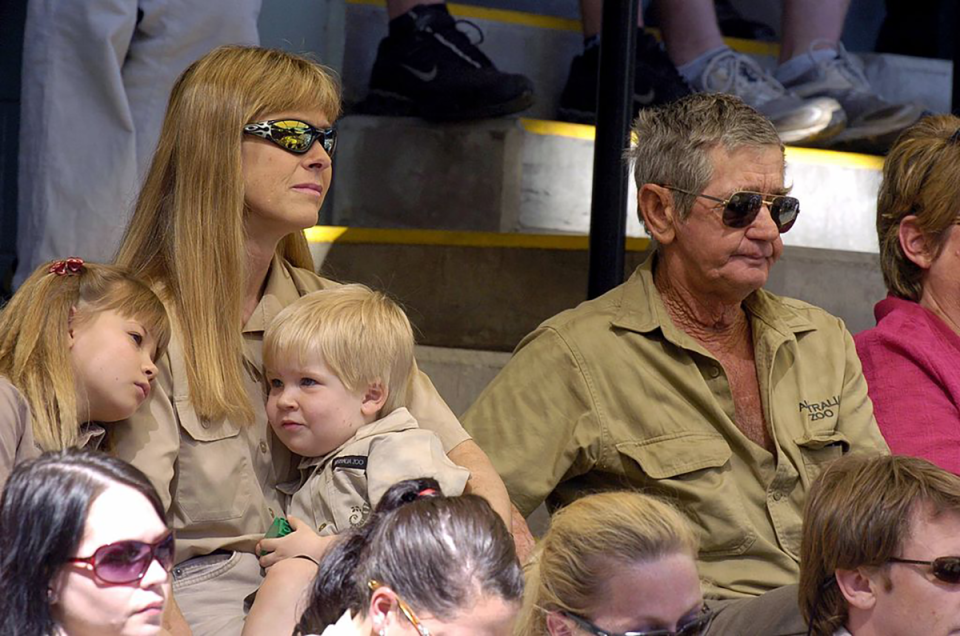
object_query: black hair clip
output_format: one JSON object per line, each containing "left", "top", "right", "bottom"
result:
{"left": 948, "top": 128, "right": 960, "bottom": 144}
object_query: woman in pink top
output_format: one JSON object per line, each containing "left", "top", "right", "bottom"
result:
{"left": 854, "top": 115, "right": 960, "bottom": 474}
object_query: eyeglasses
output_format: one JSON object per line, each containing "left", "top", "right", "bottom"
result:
{"left": 662, "top": 186, "right": 800, "bottom": 233}
{"left": 67, "top": 532, "right": 175, "bottom": 584}
{"left": 243, "top": 119, "right": 337, "bottom": 157}
{"left": 559, "top": 606, "right": 713, "bottom": 636}
{"left": 369, "top": 580, "right": 431, "bottom": 636}
{"left": 889, "top": 556, "right": 960, "bottom": 584}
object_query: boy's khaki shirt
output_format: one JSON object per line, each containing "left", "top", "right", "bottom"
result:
{"left": 281, "top": 407, "right": 470, "bottom": 535}
{"left": 463, "top": 255, "right": 888, "bottom": 598}
{"left": 112, "top": 255, "right": 469, "bottom": 563}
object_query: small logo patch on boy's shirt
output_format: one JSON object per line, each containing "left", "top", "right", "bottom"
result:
{"left": 332, "top": 455, "right": 368, "bottom": 471}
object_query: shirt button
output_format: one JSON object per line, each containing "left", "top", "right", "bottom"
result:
{"left": 260, "top": 441, "right": 268, "bottom": 453}
{"left": 708, "top": 365, "right": 721, "bottom": 379}
{"left": 773, "top": 492, "right": 783, "bottom": 501}
{"left": 201, "top": 420, "right": 210, "bottom": 429}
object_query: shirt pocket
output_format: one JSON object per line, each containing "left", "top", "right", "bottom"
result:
{"left": 794, "top": 430, "right": 849, "bottom": 484}
{"left": 615, "top": 433, "right": 756, "bottom": 557}
{"left": 175, "top": 400, "right": 251, "bottom": 523}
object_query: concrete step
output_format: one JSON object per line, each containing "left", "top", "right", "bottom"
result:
{"left": 330, "top": 115, "right": 885, "bottom": 253}
{"left": 308, "top": 226, "right": 886, "bottom": 352}
{"left": 340, "top": 0, "right": 952, "bottom": 120}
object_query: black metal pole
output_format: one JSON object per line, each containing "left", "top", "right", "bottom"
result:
{"left": 587, "top": 0, "right": 637, "bottom": 299}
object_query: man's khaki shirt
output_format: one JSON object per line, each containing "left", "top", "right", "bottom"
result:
{"left": 112, "top": 255, "right": 470, "bottom": 563}
{"left": 463, "top": 254, "right": 888, "bottom": 598}
{"left": 280, "top": 407, "right": 469, "bottom": 535}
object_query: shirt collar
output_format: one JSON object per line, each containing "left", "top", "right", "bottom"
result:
{"left": 611, "top": 252, "right": 817, "bottom": 343}
{"left": 297, "top": 408, "right": 418, "bottom": 470}
{"left": 242, "top": 252, "right": 303, "bottom": 335}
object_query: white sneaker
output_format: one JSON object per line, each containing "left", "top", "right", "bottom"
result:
{"left": 778, "top": 41, "right": 926, "bottom": 154}
{"left": 694, "top": 49, "right": 846, "bottom": 146}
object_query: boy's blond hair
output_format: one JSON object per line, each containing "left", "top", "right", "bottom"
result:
{"left": 264, "top": 285, "right": 415, "bottom": 416}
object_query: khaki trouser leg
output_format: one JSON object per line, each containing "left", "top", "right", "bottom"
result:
{"left": 173, "top": 551, "right": 262, "bottom": 636}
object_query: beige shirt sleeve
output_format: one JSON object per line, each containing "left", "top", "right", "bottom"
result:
{"left": 406, "top": 361, "right": 470, "bottom": 452}
{"left": 0, "top": 379, "right": 38, "bottom": 491}
{"left": 366, "top": 428, "right": 470, "bottom": 506}
{"left": 462, "top": 327, "right": 602, "bottom": 516}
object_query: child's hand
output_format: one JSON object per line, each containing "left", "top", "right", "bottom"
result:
{"left": 257, "top": 516, "right": 336, "bottom": 568}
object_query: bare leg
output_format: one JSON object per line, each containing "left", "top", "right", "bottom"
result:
{"left": 386, "top": 0, "right": 444, "bottom": 20}
{"left": 657, "top": 0, "right": 725, "bottom": 67}
{"left": 241, "top": 558, "right": 319, "bottom": 636}
{"left": 779, "top": 0, "right": 851, "bottom": 62}
{"left": 578, "top": 0, "right": 644, "bottom": 39}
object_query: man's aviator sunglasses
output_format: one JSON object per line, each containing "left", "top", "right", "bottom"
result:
{"left": 243, "top": 119, "right": 337, "bottom": 157}
{"left": 662, "top": 186, "right": 800, "bottom": 233}
{"left": 560, "top": 606, "right": 713, "bottom": 636}
{"left": 67, "top": 532, "right": 175, "bottom": 584}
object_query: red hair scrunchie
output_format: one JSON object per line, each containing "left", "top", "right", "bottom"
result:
{"left": 48, "top": 257, "right": 84, "bottom": 276}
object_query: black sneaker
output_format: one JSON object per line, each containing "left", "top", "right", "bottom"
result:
{"left": 358, "top": 4, "right": 534, "bottom": 121}
{"left": 558, "top": 29, "right": 691, "bottom": 125}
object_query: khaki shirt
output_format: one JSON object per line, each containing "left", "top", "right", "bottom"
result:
{"left": 463, "top": 254, "right": 887, "bottom": 598}
{"left": 280, "top": 407, "right": 469, "bottom": 535}
{"left": 0, "top": 377, "right": 38, "bottom": 490}
{"left": 113, "top": 254, "right": 469, "bottom": 563}
{"left": 0, "top": 378, "right": 104, "bottom": 490}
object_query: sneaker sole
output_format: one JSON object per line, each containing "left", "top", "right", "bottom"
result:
{"left": 357, "top": 89, "right": 535, "bottom": 121}
{"left": 777, "top": 108, "right": 847, "bottom": 146}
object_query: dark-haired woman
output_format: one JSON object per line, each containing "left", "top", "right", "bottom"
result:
{"left": 0, "top": 449, "right": 173, "bottom": 636}
{"left": 295, "top": 478, "right": 524, "bottom": 635}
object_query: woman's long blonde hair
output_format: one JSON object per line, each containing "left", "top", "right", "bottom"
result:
{"left": 115, "top": 45, "right": 341, "bottom": 424}
{"left": 0, "top": 261, "right": 170, "bottom": 450}
{"left": 517, "top": 492, "right": 699, "bottom": 635}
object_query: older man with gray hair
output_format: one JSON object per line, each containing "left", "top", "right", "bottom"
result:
{"left": 464, "top": 92, "right": 888, "bottom": 598}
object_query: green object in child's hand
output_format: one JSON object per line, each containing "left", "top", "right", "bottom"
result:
{"left": 260, "top": 517, "right": 293, "bottom": 556}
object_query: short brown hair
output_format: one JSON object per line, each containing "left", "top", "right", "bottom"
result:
{"left": 877, "top": 115, "right": 960, "bottom": 300}
{"left": 626, "top": 92, "right": 783, "bottom": 222}
{"left": 799, "top": 454, "right": 960, "bottom": 635}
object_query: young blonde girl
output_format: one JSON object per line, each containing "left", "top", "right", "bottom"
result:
{"left": 0, "top": 258, "right": 170, "bottom": 486}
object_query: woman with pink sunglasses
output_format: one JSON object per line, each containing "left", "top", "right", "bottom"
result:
{"left": 0, "top": 449, "right": 173, "bottom": 636}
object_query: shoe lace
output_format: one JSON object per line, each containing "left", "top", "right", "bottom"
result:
{"left": 702, "top": 50, "right": 785, "bottom": 101}
{"left": 805, "top": 39, "right": 870, "bottom": 92}
{"left": 424, "top": 18, "right": 488, "bottom": 69}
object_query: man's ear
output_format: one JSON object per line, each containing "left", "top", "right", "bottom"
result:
{"left": 899, "top": 215, "right": 935, "bottom": 270}
{"left": 545, "top": 612, "right": 575, "bottom": 636}
{"left": 835, "top": 568, "right": 879, "bottom": 611}
{"left": 360, "top": 381, "right": 389, "bottom": 417}
{"left": 638, "top": 184, "right": 678, "bottom": 246}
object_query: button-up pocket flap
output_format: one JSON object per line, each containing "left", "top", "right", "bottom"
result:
{"left": 616, "top": 433, "right": 732, "bottom": 479}
{"left": 794, "top": 430, "right": 849, "bottom": 453}
{"left": 175, "top": 399, "right": 242, "bottom": 442}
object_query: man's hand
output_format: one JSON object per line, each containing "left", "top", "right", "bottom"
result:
{"left": 257, "top": 516, "right": 337, "bottom": 568}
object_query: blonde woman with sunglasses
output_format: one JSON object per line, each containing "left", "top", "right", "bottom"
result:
{"left": 110, "top": 45, "right": 511, "bottom": 636}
